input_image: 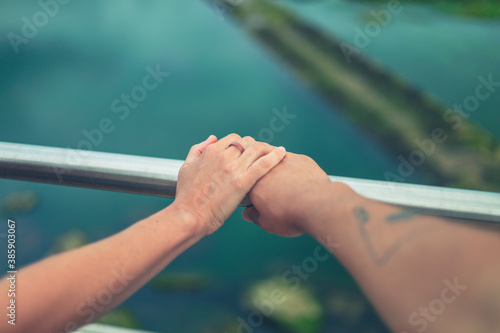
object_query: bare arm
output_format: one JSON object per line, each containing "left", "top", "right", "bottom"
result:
{"left": 4, "top": 205, "right": 203, "bottom": 333}
{"left": 0, "top": 134, "right": 286, "bottom": 333}
{"left": 243, "top": 153, "right": 500, "bottom": 333}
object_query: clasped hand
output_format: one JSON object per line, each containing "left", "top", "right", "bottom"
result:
{"left": 173, "top": 134, "right": 333, "bottom": 237}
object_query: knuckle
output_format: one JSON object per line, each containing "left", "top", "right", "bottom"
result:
{"left": 257, "top": 157, "right": 272, "bottom": 169}
{"left": 242, "top": 136, "right": 256, "bottom": 144}
{"left": 189, "top": 143, "right": 200, "bottom": 152}
{"left": 228, "top": 133, "right": 241, "bottom": 141}
{"left": 223, "top": 161, "right": 237, "bottom": 174}
{"left": 218, "top": 150, "right": 232, "bottom": 164}
{"left": 204, "top": 144, "right": 216, "bottom": 154}
{"left": 253, "top": 142, "right": 268, "bottom": 152}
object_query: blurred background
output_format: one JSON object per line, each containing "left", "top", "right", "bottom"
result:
{"left": 0, "top": 0, "right": 499, "bottom": 332}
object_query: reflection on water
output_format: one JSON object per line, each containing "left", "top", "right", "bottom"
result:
{"left": 0, "top": 1, "right": 499, "bottom": 332}
{"left": 225, "top": 0, "right": 500, "bottom": 191}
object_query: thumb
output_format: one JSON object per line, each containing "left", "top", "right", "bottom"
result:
{"left": 242, "top": 206, "right": 260, "bottom": 223}
{"left": 184, "top": 135, "right": 217, "bottom": 166}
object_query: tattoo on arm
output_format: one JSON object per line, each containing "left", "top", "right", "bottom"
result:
{"left": 355, "top": 207, "right": 382, "bottom": 265}
{"left": 354, "top": 206, "right": 370, "bottom": 225}
{"left": 355, "top": 206, "right": 426, "bottom": 266}
{"left": 386, "top": 209, "right": 417, "bottom": 223}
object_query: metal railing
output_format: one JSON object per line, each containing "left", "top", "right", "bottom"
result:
{"left": 0, "top": 141, "right": 499, "bottom": 223}
{"left": 75, "top": 323, "right": 157, "bottom": 333}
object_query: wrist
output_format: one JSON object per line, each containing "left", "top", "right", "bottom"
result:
{"left": 161, "top": 201, "right": 208, "bottom": 239}
{"left": 301, "top": 181, "right": 366, "bottom": 237}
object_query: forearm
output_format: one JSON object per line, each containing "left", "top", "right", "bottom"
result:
{"left": 307, "top": 182, "right": 500, "bottom": 333}
{"left": 0, "top": 203, "right": 203, "bottom": 333}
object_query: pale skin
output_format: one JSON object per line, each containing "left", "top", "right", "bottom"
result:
{"left": 242, "top": 153, "right": 500, "bottom": 333}
{"left": 0, "top": 134, "right": 287, "bottom": 333}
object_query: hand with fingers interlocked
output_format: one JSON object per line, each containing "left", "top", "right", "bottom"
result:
{"left": 173, "top": 133, "right": 287, "bottom": 235}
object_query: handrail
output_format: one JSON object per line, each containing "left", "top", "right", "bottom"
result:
{"left": 75, "top": 323, "right": 157, "bottom": 333}
{"left": 0, "top": 142, "right": 499, "bottom": 223}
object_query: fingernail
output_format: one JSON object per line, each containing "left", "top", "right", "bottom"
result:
{"left": 242, "top": 209, "right": 252, "bottom": 222}
{"left": 278, "top": 146, "right": 286, "bottom": 153}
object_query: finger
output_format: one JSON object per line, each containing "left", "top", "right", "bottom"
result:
{"left": 246, "top": 146, "right": 286, "bottom": 184}
{"left": 226, "top": 136, "right": 255, "bottom": 158}
{"left": 184, "top": 135, "right": 217, "bottom": 166}
{"left": 239, "top": 141, "right": 276, "bottom": 168}
{"left": 209, "top": 133, "right": 242, "bottom": 153}
{"left": 242, "top": 206, "right": 260, "bottom": 223}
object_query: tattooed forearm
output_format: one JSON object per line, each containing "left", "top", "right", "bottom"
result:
{"left": 355, "top": 206, "right": 429, "bottom": 266}
{"left": 354, "top": 207, "right": 381, "bottom": 265}
{"left": 354, "top": 206, "right": 370, "bottom": 224}
{"left": 386, "top": 208, "right": 418, "bottom": 223}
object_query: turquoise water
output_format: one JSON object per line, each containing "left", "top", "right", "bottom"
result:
{"left": 279, "top": 0, "right": 500, "bottom": 137}
{"left": 0, "top": 1, "right": 499, "bottom": 332}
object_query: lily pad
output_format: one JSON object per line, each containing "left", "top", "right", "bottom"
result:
{"left": 46, "top": 229, "right": 89, "bottom": 256}
{"left": 244, "top": 276, "right": 324, "bottom": 333}
{"left": 96, "top": 307, "right": 140, "bottom": 329}
{"left": 1, "top": 190, "right": 38, "bottom": 214}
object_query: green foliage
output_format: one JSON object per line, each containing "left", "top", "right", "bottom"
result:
{"left": 358, "top": 0, "right": 500, "bottom": 19}
{"left": 244, "top": 277, "right": 324, "bottom": 333}
{"left": 0, "top": 191, "right": 38, "bottom": 214}
{"left": 46, "top": 229, "right": 89, "bottom": 256}
{"left": 96, "top": 307, "right": 140, "bottom": 329}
